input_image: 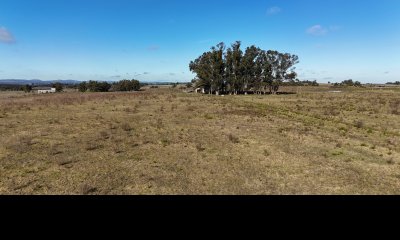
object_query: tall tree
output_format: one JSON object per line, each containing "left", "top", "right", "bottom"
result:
{"left": 52, "top": 82, "right": 63, "bottom": 92}
{"left": 257, "top": 50, "right": 272, "bottom": 94}
{"left": 274, "top": 53, "right": 299, "bottom": 94}
{"left": 189, "top": 41, "right": 299, "bottom": 95}
{"left": 224, "top": 47, "right": 234, "bottom": 93}
{"left": 210, "top": 42, "right": 226, "bottom": 95}
{"left": 78, "top": 81, "right": 87, "bottom": 92}
{"left": 265, "top": 50, "right": 280, "bottom": 94}
{"left": 241, "top": 45, "right": 261, "bottom": 94}
{"left": 22, "top": 84, "right": 32, "bottom": 93}
{"left": 87, "top": 80, "right": 111, "bottom": 92}
{"left": 112, "top": 79, "right": 141, "bottom": 91}
{"left": 190, "top": 52, "right": 213, "bottom": 94}
{"left": 224, "top": 41, "right": 244, "bottom": 94}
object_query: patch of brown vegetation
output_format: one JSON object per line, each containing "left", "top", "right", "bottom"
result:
{"left": 0, "top": 86, "right": 399, "bottom": 194}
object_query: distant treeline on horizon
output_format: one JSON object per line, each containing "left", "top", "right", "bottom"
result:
{"left": 0, "top": 79, "right": 189, "bottom": 86}
{"left": 1, "top": 79, "right": 398, "bottom": 92}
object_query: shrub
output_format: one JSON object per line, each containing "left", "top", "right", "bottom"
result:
{"left": 196, "top": 144, "right": 206, "bottom": 152}
{"left": 161, "top": 139, "right": 170, "bottom": 147}
{"left": 52, "top": 82, "right": 64, "bottom": 92}
{"left": 121, "top": 123, "right": 133, "bottom": 132}
{"left": 85, "top": 141, "right": 103, "bottom": 151}
{"left": 99, "top": 130, "right": 110, "bottom": 140}
{"left": 87, "top": 80, "right": 111, "bottom": 92}
{"left": 112, "top": 79, "right": 141, "bottom": 92}
{"left": 78, "top": 82, "right": 88, "bottom": 92}
{"left": 49, "top": 145, "right": 63, "bottom": 155}
{"left": 22, "top": 85, "right": 32, "bottom": 93}
{"left": 354, "top": 120, "right": 365, "bottom": 129}
{"left": 228, "top": 133, "right": 240, "bottom": 144}
{"left": 387, "top": 159, "right": 395, "bottom": 165}
{"left": 80, "top": 184, "right": 97, "bottom": 195}
{"left": 263, "top": 149, "right": 271, "bottom": 157}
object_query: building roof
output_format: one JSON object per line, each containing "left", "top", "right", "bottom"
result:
{"left": 32, "top": 87, "right": 54, "bottom": 90}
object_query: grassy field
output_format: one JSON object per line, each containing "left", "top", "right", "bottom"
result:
{"left": 0, "top": 86, "right": 399, "bottom": 194}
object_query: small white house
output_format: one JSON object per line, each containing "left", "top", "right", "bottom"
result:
{"left": 36, "top": 87, "right": 57, "bottom": 94}
{"left": 195, "top": 88, "right": 207, "bottom": 94}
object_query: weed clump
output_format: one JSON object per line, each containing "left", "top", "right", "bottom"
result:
{"left": 121, "top": 123, "right": 133, "bottom": 132}
{"left": 228, "top": 134, "right": 240, "bottom": 144}
{"left": 354, "top": 120, "right": 365, "bottom": 129}
{"left": 196, "top": 144, "right": 206, "bottom": 152}
{"left": 80, "top": 184, "right": 97, "bottom": 195}
{"left": 85, "top": 141, "right": 103, "bottom": 151}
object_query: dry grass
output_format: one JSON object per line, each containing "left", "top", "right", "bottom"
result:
{"left": 0, "top": 86, "right": 399, "bottom": 194}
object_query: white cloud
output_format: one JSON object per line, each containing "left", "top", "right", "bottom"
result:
{"left": 307, "top": 25, "right": 341, "bottom": 36}
{"left": 0, "top": 27, "right": 16, "bottom": 44}
{"left": 267, "top": 7, "right": 281, "bottom": 16}
{"left": 307, "top": 25, "right": 328, "bottom": 36}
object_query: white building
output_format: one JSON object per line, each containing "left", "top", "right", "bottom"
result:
{"left": 36, "top": 87, "right": 57, "bottom": 94}
{"left": 195, "top": 88, "right": 207, "bottom": 94}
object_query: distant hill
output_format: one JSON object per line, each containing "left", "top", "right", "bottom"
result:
{"left": 0, "top": 79, "right": 190, "bottom": 86}
{"left": 0, "top": 79, "right": 81, "bottom": 85}
{"left": 141, "top": 81, "right": 190, "bottom": 85}
{"left": 142, "top": 81, "right": 177, "bottom": 85}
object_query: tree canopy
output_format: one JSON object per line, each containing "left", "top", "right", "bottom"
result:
{"left": 78, "top": 79, "right": 141, "bottom": 93}
{"left": 333, "top": 79, "right": 362, "bottom": 87}
{"left": 111, "top": 79, "right": 140, "bottom": 92}
{"left": 386, "top": 81, "right": 400, "bottom": 85}
{"left": 52, "top": 82, "right": 64, "bottom": 92}
{"left": 189, "top": 41, "right": 299, "bottom": 95}
{"left": 22, "top": 84, "right": 32, "bottom": 93}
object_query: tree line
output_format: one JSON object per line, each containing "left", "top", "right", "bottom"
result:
{"left": 282, "top": 80, "right": 319, "bottom": 87}
{"left": 1, "top": 80, "right": 142, "bottom": 93}
{"left": 189, "top": 41, "right": 299, "bottom": 95}
{"left": 386, "top": 81, "right": 400, "bottom": 85}
{"left": 333, "top": 79, "right": 362, "bottom": 87}
{"left": 78, "top": 79, "right": 141, "bottom": 92}
{"left": 21, "top": 83, "right": 63, "bottom": 92}
{"left": 0, "top": 84, "right": 29, "bottom": 91}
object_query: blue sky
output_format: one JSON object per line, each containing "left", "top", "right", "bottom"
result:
{"left": 0, "top": 0, "right": 399, "bottom": 83}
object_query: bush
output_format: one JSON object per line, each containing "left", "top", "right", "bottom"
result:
{"left": 112, "top": 79, "right": 141, "bottom": 92}
{"left": 121, "top": 123, "right": 133, "bottom": 132}
{"left": 78, "top": 82, "right": 88, "bottom": 92}
{"left": 228, "top": 133, "right": 240, "bottom": 144}
{"left": 87, "top": 80, "right": 111, "bottom": 92}
{"left": 334, "top": 79, "right": 363, "bottom": 87}
{"left": 22, "top": 85, "right": 32, "bottom": 93}
{"left": 354, "top": 120, "right": 365, "bottom": 129}
{"left": 52, "top": 82, "right": 64, "bottom": 92}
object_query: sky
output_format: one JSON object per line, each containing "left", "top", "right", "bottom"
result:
{"left": 0, "top": 0, "right": 399, "bottom": 83}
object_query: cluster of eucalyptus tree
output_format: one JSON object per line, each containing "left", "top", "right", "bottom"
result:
{"left": 189, "top": 41, "right": 299, "bottom": 95}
